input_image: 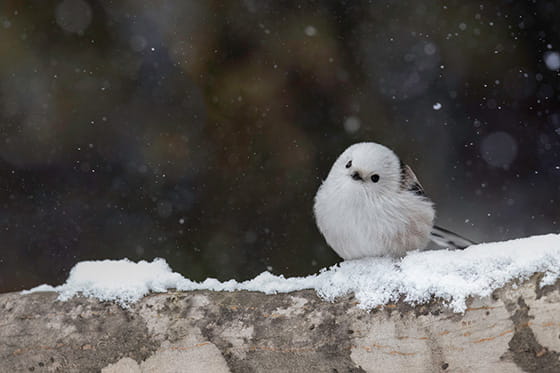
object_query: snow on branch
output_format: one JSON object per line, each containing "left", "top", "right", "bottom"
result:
{"left": 24, "top": 234, "right": 560, "bottom": 312}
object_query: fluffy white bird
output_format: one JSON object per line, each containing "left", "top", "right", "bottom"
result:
{"left": 314, "top": 142, "right": 475, "bottom": 259}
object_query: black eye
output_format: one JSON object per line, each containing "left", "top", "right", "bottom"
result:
{"left": 371, "top": 174, "right": 380, "bottom": 183}
{"left": 345, "top": 160, "right": 352, "bottom": 168}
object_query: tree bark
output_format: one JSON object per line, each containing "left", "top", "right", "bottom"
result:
{"left": 1, "top": 274, "right": 559, "bottom": 372}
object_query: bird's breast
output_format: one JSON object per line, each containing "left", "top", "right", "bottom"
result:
{"left": 314, "top": 184, "right": 394, "bottom": 258}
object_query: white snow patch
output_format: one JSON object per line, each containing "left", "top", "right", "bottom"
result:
{"left": 23, "top": 234, "right": 560, "bottom": 312}
{"left": 22, "top": 259, "right": 186, "bottom": 307}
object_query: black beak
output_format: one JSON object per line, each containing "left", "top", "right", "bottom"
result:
{"left": 351, "top": 171, "right": 363, "bottom": 181}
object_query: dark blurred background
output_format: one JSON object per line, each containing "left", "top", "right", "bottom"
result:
{"left": 1, "top": 0, "right": 559, "bottom": 292}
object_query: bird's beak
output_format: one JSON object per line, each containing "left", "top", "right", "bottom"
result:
{"left": 351, "top": 171, "right": 363, "bottom": 181}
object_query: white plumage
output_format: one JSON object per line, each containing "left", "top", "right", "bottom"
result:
{"left": 314, "top": 142, "right": 474, "bottom": 259}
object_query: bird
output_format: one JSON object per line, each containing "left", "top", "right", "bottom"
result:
{"left": 313, "top": 142, "right": 476, "bottom": 260}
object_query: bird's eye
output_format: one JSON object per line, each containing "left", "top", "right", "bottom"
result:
{"left": 371, "top": 174, "right": 380, "bottom": 183}
{"left": 345, "top": 160, "right": 352, "bottom": 169}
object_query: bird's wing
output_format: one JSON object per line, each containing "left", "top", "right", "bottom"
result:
{"left": 399, "top": 162, "right": 476, "bottom": 250}
{"left": 399, "top": 161, "right": 425, "bottom": 196}
{"left": 430, "top": 225, "right": 477, "bottom": 250}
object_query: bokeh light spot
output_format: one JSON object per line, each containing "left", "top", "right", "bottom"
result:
{"left": 480, "top": 132, "right": 518, "bottom": 169}
{"left": 55, "top": 0, "right": 92, "bottom": 34}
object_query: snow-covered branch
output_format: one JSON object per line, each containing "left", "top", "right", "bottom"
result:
{"left": 3, "top": 234, "right": 560, "bottom": 372}
{"left": 1, "top": 274, "right": 560, "bottom": 372}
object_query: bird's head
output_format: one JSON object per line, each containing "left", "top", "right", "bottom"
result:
{"left": 331, "top": 142, "right": 402, "bottom": 196}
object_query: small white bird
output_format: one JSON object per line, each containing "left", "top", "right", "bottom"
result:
{"left": 314, "top": 142, "right": 475, "bottom": 259}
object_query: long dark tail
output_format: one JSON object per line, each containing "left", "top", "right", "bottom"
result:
{"left": 430, "top": 225, "right": 477, "bottom": 250}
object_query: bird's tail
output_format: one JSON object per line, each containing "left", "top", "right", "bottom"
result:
{"left": 430, "top": 225, "right": 477, "bottom": 250}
